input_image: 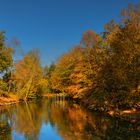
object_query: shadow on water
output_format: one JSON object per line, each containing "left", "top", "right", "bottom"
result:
{"left": 0, "top": 97, "right": 139, "bottom": 140}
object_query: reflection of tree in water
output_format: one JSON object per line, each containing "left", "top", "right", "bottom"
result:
{"left": 14, "top": 101, "right": 44, "bottom": 140}
{"left": 0, "top": 121, "right": 11, "bottom": 140}
{"left": 0, "top": 99, "right": 139, "bottom": 140}
{"left": 45, "top": 98, "right": 140, "bottom": 140}
{"left": 44, "top": 96, "right": 67, "bottom": 127}
{"left": 0, "top": 106, "right": 16, "bottom": 140}
{"left": 102, "top": 119, "right": 140, "bottom": 140}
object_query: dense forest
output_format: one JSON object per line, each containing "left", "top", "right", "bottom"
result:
{"left": 44, "top": 4, "right": 140, "bottom": 112}
{"left": 0, "top": 4, "right": 140, "bottom": 113}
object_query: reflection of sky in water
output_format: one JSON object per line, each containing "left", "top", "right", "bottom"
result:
{"left": 12, "top": 123, "right": 62, "bottom": 140}
{"left": 12, "top": 122, "right": 62, "bottom": 140}
{"left": 39, "top": 123, "right": 62, "bottom": 140}
{"left": 12, "top": 130, "right": 25, "bottom": 140}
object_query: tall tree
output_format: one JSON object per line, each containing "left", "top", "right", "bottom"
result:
{"left": 14, "top": 49, "right": 42, "bottom": 100}
{"left": 0, "top": 32, "right": 13, "bottom": 95}
{"left": 0, "top": 31, "right": 12, "bottom": 74}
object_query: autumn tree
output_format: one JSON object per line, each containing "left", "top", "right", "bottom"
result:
{"left": 0, "top": 32, "right": 13, "bottom": 95}
{"left": 69, "top": 30, "right": 104, "bottom": 98}
{"left": 49, "top": 47, "right": 80, "bottom": 93}
{"left": 43, "top": 3, "right": 140, "bottom": 111}
{"left": 0, "top": 32, "right": 13, "bottom": 74}
{"left": 43, "top": 63, "right": 56, "bottom": 93}
{"left": 14, "top": 49, "right": 43, "bottom": 100}
{"left": 96, "top": 3, "right": 140, "bottom": 108}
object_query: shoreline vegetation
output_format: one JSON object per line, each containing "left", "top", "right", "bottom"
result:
{"left": 0, "top": 92, "right": 139, "bottom": 121}
{"left": 44, "top": 93, "right": 140, "bottom": 120}
{"left": 0, "top": 3, "right": 140, "bottom": 121}
{"left": 0, "top": 94, "right": 18, "bottom": 106}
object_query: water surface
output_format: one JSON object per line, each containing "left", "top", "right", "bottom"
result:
{"left": 0, "top": 97, "right": 139, "bottom": 140}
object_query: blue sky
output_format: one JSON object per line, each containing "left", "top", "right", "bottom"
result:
{"left": 0, "top": 0, "right": 138, "bottom": 66}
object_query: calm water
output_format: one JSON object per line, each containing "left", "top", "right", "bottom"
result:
{"left": 0, "top": 97, "right": 139, "bottom": 140}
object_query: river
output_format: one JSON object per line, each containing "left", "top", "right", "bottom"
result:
{"left": 0, "top": 97, "right": 139, "bottom": 140}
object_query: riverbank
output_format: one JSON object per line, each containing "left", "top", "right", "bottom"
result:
{"left": 0, "top": 93, "right": 140, "bottom": 122}
{"left": 0, "top": 93, "right": 58, "bottom": 106}
{"left": 0, "top": 93, "right": 65, "bottom": 106}
{"left": 43, "top": 93, "right": 70, "bottom": 99}
{"left": 0, "top": 94, "right": 19, "bottom": 106}
{"left": 43, "top": 93, "right": 140, "bottom": 121}
{"left": 79, "top": 97, "right": 140, "bottom": 122}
